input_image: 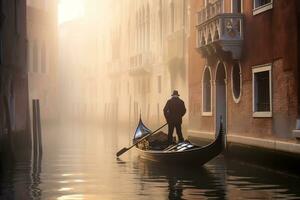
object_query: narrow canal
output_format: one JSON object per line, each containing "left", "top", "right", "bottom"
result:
{"left": 1, "top": 123, "right": 300, "bottom": 200}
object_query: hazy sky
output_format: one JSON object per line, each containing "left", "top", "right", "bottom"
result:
{"left": 59, "top": 0, "right": 84, "bottom": 24}
{"left": 58, "top": 0, "right": 113, "bottom": 26}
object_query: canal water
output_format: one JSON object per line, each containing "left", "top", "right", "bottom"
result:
{"left": 1, "top": 123, "right": 300, "bottom": 200}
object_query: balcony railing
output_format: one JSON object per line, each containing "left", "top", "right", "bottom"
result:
{"left": 129, "top": 52, "right": 152, "bottom": 75}
{"left": 196, "top": 13, "right": 243, "bottom": 59}
{"left": 197, "top": 0, "right": 224, "bottom": 25}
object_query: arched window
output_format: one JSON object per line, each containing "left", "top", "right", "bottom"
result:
{"left": 159, "top": 0, "right": 162, "bottom": 46}
{"left": 231, "top": 62, "right": 242, "bottom": 103}
{"left": 141, "top": 7, "right": 145, "bottom": 50}
{"left": 170, "top": 1, "right": 175, "bottom": 32}
{"left": 33, "top": 40, "right": 38, "bottom": 73}
{"left": 146, "top": 4, "right": 150, "bottom": 50}
{"left": 202, "top": 66, "right": 212, "bottom": 115}
{"left": 41, "top": 41, "right": 46, "bottom": 73}
{"left": 136, "top": 12, "right": 140, "bottom": 51}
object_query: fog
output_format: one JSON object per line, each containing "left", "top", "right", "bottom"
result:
{"left": 54, "top": 0, "right": 189, "bottom": 129}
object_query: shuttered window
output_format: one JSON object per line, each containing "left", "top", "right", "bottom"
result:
{"left": 202, "top": 66, "right": 212, "bottom": 116}
{"left": 252, "top": 64, "right": 272, "bottom": 117}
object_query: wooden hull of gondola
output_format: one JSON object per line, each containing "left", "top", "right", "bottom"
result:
{"left": 135, "top": 132, "right": 223, "bottom": 166}
{"left": 132, "top": 118, "right": 224, "bottom": 166}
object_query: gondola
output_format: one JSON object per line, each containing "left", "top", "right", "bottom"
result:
{"left": 133, "top": 119, "right": 225, "bottom": 166}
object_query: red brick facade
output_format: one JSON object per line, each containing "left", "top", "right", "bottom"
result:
{"left": 188, "top": 0, "right": 300, "bottom": 140}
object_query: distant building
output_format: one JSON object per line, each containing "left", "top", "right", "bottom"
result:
{"left": 0, "top": 0, "right": 30, "bottom": 154}
{"left": 188, "top": 0, "right": 300, "bottom": 150}
{"left": 27, "top": 0, "right": 59, "bottom": 124}
{"left": 103, "top": 0, "right": 190, "bottom": 128}
{"left": 58, "top": 18, "right": 102, "bottom": 123}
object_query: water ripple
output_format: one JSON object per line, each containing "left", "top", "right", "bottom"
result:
{"left": 1, "top": 125, "right": 300, "bottom": 199}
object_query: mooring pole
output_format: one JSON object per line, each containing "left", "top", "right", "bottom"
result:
{"left": 36, "top": 100, "right": 43, "bottom": 154}
{"left": 31, "top": 100, "right": 42, "bottom": 199}
{"left": 32, "top": 100, "right": 38, "bottom": 155}
{"left": 32, "top": 99, "right": 43, "bottom": 155}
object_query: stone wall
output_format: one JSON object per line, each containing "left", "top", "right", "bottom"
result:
{"left": 0, "top": 0, "right": 31, "bottom": 157}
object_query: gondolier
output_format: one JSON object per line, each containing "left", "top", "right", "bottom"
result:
{"left": 164, "top": 90, "right": 186, "bottom": 145}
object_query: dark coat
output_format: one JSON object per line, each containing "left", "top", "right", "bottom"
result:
{"left": 163, "top": 97, "right": 186, "bottom": 124}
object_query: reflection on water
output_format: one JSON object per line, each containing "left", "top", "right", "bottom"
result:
{"left": 1, "top": 123, "right": 300, "bottom": 200}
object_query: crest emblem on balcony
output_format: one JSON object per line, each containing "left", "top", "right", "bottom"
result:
{"left": 226, "top": 21, "right": 236, "bottom": 38}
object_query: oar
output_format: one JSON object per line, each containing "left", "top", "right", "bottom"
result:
{"left": 116, "top": 123, "right": 168, "bottom": 157}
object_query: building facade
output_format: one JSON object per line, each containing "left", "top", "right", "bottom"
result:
{"left": 27, "top": 0, "right": 59, "bottom": 124}
{"left": 0, "top": 0, "right": 30, "bottom": 155}
{"left": 58, "top": 19, "right": 102, "bottom": 123}
{"left": 188, "top": 0, "right": 300, "bottom": 149}
{"left": 58, "top": 0, "right": 106, "bottom": 124}
{"left": 103, "top": 0, "right": 190, "bottom": 129}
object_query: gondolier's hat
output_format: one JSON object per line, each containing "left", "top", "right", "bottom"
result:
{"left": 171, "top": 90, "right": 180, "bottom": 96}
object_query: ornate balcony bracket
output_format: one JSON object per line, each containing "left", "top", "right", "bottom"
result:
{"left": 196, "top": 13, "right": 243, "bottom": 60}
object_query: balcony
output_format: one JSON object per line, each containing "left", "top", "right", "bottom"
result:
{"left": 197, "top": 0, "right": 224, "bottom": 24}
{"left": 196, "top": 3, "right": 243, "bottom": 59}
{"left": 129, "top": 53, "right": 152, "bottom": 76}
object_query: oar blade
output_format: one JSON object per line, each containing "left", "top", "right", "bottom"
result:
{"left": 116, "top": 147, "right": 128, "bottom": 157}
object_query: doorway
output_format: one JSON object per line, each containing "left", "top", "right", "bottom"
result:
{"left": 215, "top": 62, "right": 227, "bottom": 135}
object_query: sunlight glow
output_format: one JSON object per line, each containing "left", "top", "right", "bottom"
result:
{"left": 61, "top": 173, "right": 74, "bottom": 177}
{"left": 57, "top": 194, "right": 84, "bottom": 200}
{"left": 58, "top": 187, "right": 73, "bottom": 192}
{"left": 59, "top": 0, "right": 84, "bottom": 24}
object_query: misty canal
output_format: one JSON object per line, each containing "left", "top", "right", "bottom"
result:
{"left": 1, "top": 0, "right": 300, "bottom": 199}
{"left": 0, "top": 123, "right": 300, "bottom": 200}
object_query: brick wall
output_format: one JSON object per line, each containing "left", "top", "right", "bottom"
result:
{"left": 188, "top": 0, "right": 299, "bottom": 140}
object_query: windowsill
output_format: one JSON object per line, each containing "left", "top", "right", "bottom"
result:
{"left": 293, "top": 130, "right": 300, "bottom": 139}
{"left": 202, "top": 112, "right": 213, "bottom": 117}
{"left": 253, "top": 2, "right": 273, "bottom": 16}
{"left": 253, "top": 111, "right": 272, "bottom": 118}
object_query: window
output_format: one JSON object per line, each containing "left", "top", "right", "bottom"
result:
{"left": 158, "top": 76, "right": 161, "bottom": 93}
{"left": 41, "top": 42, "right": 46, "bottom": 73}
{"left": 202, "top": 66, "right": 212, "bottom": 116}
{"left": 159, "top": 0, "right": 162, "bottom": 46}
{"left": 253, "top": 0, "right": 272, "bottom": 15}
{"left": 231, "top": 62, "right": 242, "bottom": 103}
{"left": 26, "top": 40, "right": 29, "bottom": 71}
{"left": 232, "top": 0, "right": 243, "bottom": 13}
{"left": 33, "top": 40, "right": 38, "bottom": 73}
{"left": 127, "top": 81, "right": 130, "bottom": 94}
{"left": 146, "top": 4, "right": 150, "bottom": 49}
{"left": 170, "top": 2, "right": 175, "bottom": 32}
{"left": 252, "top": 64, "right": 272, "bottom": 117}
{"left": 147, "top": 78, "right": 150, "bottom": 93}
